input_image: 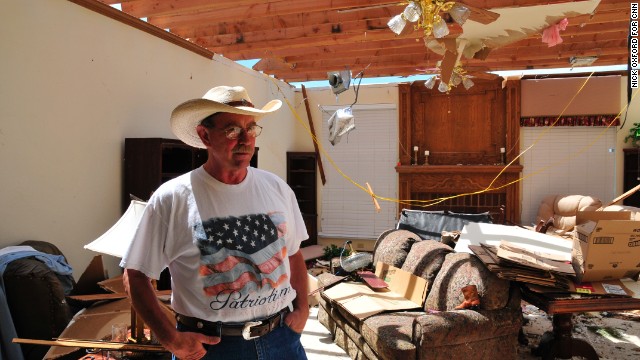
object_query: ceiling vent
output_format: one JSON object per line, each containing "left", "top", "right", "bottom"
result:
{"left": 569, "top": 56, "right": 598, "bottom": 67}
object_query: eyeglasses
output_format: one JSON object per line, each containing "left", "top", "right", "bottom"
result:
{"left": 219, "top": 124, "right": 263, "bottom": 139}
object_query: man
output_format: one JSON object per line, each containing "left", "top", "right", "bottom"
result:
{"left": 121, "top": 86, "right": 309, "bottom": 360}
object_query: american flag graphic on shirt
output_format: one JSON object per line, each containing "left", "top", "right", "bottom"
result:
{"left": 195, "top": 212, "right": 289, "bottom": 296}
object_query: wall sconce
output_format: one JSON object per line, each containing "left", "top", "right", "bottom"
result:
{"left": 388, "top": 1, "right": 471, "bottom": 39}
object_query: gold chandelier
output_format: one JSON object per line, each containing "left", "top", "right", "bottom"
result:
{"left": 388, "top": 1, "right": 471, "bottom": 38}
{"left": 424, "top": 62, "right": 475, "bottom": 93}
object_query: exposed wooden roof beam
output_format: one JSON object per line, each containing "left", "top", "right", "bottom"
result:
{"left": 267, "top": 19, "right": 629, "bottom": 64}
{"left": 120, "top": 0, "right": 405, "bottom": 18}
{"left": 190, "top": 18, "right": 398, "bottom": 48}
{"left": 204, "top": 29, "right": 462, "bottom": 60}
{"left": 169, "top": 7, "right": 401, "bottom": 39}
{"left": 109, "top": 0, "right": 587, "bottom": 18}
{"left": 264, "top": 32, "right": 628, "bottom": 81}
{"left": 271, "top": 53, "right": 627, "bottom": 82}
{"left": 90, "top": 0, "right": 630, "bottom": 82}
{"left": 139, "top": 0, "right": 403, "bottom": 29}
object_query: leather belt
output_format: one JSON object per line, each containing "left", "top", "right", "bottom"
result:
{"left": 176, "top": 307, "right": 290, "bottom": 340}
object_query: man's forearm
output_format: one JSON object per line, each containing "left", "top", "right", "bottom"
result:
{"left": 123, "top": 269, "right": 177, "bottom": 344}
{"left": 289, "top": 251, "right": 309, "bottom": 310}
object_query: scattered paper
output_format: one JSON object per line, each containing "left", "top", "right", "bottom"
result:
{"left": 496, "top": 240, "right": 575, "bottom": 275}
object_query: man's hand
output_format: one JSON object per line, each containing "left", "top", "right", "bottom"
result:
{"left": 284, "top": 306, "right": 310, "bottom": 333}
{"left": 163, "top": 331, "right": 220, "bottom": 360}
{"left": 286, "top": 250, "right": 310, "bottom": 333}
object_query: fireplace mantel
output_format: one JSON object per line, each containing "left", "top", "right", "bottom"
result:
{"left": 397, "top": 79, "right": 523, "bottom": 224}
{"left": 396, "top": 164, "right": 523, "bottom": 224}
{"left": 396, "top": 165, "right": 523, "bottom": 175}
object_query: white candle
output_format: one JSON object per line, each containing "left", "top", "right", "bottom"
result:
{"left": 500, "top": 147, "right": 506, "bottom": 153}
{"left": 413, "top": 146, "right": 418, "bottom": 151}
{"left": 424, "top": 150, "right": 429, "bottom": 156}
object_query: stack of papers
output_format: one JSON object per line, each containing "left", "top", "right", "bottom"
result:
{"left": 495, "top": 240, "right": 575, "bottom": 276}
{"left": 469, "top": 241, "right": 573, "bottom": 289}
{"left": 459, "top": 223, "right": 637, "bottom": 298}
{"left": 470, "top": 241, "right": 637, "bottom": 298}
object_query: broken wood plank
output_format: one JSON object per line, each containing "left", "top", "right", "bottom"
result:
{"left": 301, "top": 84, "right": 326, "bottom": 185}
{"left": 13, "top": 338, "right": 166, "bottom": 352}
{"left": 67, "top": 290, "right": 171, "bottom": 302}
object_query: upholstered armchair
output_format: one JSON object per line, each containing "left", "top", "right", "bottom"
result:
{"left": 535, "top": 194, "right": 602, "bottom": 232}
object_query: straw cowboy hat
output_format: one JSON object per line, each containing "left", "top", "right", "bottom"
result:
{"left": 170, "top": 85, "right": 282, "bottom": 148}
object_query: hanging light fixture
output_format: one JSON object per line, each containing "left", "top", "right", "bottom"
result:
{"left": 423, "top": 62, "right": 475, "bottom": 93}
{"left": 388, "top": 1, "right": 471, "bottom": 38}
{"left": 424, "top": 76, "right": 437, "bottom": 89}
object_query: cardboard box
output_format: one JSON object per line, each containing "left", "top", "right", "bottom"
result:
{"left": 572, "top": 211, "right": 640, "bottom": 282}
{"left": 322, "top": 262, "right": 427, "bottom": 320}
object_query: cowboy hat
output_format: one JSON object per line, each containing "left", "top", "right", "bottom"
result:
{"left": 170, "top": 85, "right": 282, "bottom": 148}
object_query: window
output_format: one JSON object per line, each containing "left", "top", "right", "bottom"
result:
{"left": 319, "top": 104, "right": 398, "bottom": 239}
{"left": 520, "top": 127, "right": 616, "bottom": 225}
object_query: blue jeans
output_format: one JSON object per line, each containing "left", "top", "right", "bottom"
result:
{"left": 174, "top": 321, "right": 307, "bottom": 360}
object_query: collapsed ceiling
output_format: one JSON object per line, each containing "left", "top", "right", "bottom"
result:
{"left": 90, "top": 0, "right": 630, "bottom": 83}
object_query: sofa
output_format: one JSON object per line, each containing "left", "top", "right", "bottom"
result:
{"left": 317, "top": 229, "right": 523, "bottom": 360}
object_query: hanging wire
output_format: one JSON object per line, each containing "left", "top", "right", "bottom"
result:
{"left": 317, "top": 104, "right": 334, "bottom": 116}
{"left": 268, "top": 73, "right": 640, "bottom": 211}
{"left": 348, "top": 64, "right": 370, "bottom": 108}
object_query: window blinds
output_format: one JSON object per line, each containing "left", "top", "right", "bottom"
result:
{"left": 319, "top": 104, "right": 398, "bottom": 239}
{"left": 520, "top": 127, "right": 616, "bottom": 226}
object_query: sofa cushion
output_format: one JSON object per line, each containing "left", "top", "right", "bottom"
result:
{"left": 397, "top": 209, "right": 493, "bottom": 240}
{"left": 372, "top": 229, "right": 420, "bottom": 268}
{"left": 413, "top": 308, "right": 521, "bottom": 357}
{"left": 361, "top": 312, "right": 421, "bottom": 360}
{"left": 401, "top": 240, "right": 452, "bottom": 292}
{"left": 425, "top": 252, "right": 510, "bottom": 311}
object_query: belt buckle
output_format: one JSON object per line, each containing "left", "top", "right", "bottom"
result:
{"left": 242, "top": 320, "right": 262, "bottom": 340}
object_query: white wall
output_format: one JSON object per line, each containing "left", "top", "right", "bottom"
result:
{"left": 0, "top": 0, "right": 297, "bottom": 279}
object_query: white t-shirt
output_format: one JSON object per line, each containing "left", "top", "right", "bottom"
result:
{"left": 121, "top": 166, "right": 308, "bottom": 323}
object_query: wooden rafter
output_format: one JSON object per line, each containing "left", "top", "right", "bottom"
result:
{"left": 89, "top": 0, "right": 631, "bottom": 82}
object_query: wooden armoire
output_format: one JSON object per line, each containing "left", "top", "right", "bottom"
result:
{"left": 396, "top": 78, "right": 523, "bottom": 224}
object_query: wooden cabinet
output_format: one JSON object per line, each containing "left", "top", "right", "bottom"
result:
{"left": 396, "top": 79, "right": 523, "bottom": 224}
{"left": 123, "top": 138, "right": 259, "bottom": 212}
{"left": 123, "top": 138, "right": 208, "bottom": 212}
{"left": 286, "top": 152, "right": 318, "bottom": 245}
{"left": 123, "top": 138, "right": 207, "bottom": 290}
{"left": 623, "top": 148, "right": 640, "bottom": 207}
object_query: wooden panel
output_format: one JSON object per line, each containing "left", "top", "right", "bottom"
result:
{"left": 287, "top": 152, "right": 318, "bottom": 245}
{"left": 409, "top": 78, "right": 507, "bottom": 166}
{"left": 396, "top": 79, "right": 522, "bottom": 224}
{"left": 398, "top": 83, "right": 412, "bottom": 166}
{"left": 123, "top": 138, "right": 208, "bottom": 213}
